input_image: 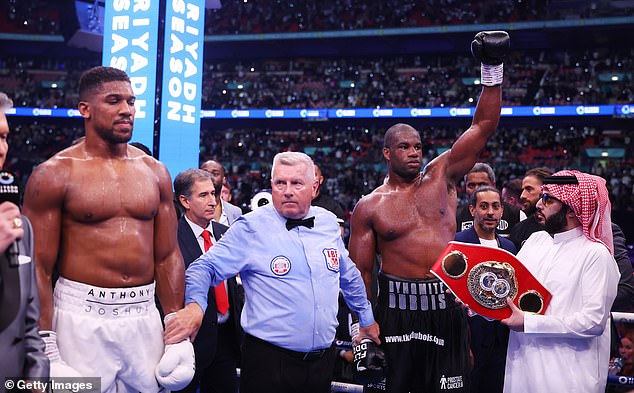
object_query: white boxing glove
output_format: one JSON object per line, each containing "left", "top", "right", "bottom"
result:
{"left": 155, "top": 338, "right": 195, "bottom": 390}
{"left": 39, "top": 330, "right": 83, "bottom": 377}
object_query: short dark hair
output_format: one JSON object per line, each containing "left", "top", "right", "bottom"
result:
{"left": 469, "top": 185, "right": 501, "bottom": 207}
{"left": 524, "top": 167, "right": 554, "bottom": 182}
{"left": 174, "top": 168, "right": 213, "bottom": 205}
{"left": 79, "top": 66, "right": 130, "bottom": 101}
{"left": 466, "top": 163, "right": 496, "bottom": 184}
{"left": 502, "top": 178, "right": 522, "bottom": 200}
{"left": 383, "top": 123, "right": 418, "bottom": 148}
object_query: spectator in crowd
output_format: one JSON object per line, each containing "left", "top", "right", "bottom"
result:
{"left": 501, "top": 178, "right": 523, "bottom": 209}
{"left": 201, "top": 160, "right": 242, "bottom": 225}
{"left": 221, "top": 179, "right": 233, "bottom": 203}
{"left": 456, "top": 163, "right": 524, "bottom": 237}
{"left": 455, "top": 185, "right": 516, "bottom": 393}
{"left": 509, "top": 167, "right": 553, "bottom": 249}
{"left": 608, "top": 327, "right": 634, "bottom": 393}
{"left": 173, "top": 168, "right": 242, "bottom": 393}
{"left": 312, "top": 161, "right": 346, "bottom": 236}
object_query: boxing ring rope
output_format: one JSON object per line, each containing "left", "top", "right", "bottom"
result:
{"left": 613, "top": 312, "right": 634, "bottom": 325}
{"left": 235, "top": 368, "right": 366, "bottom": 392}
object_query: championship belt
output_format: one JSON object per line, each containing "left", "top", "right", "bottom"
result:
{"left": 431, "top": 241, "right": 552, "bottom": 320}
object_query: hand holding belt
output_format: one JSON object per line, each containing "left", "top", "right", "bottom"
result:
{"left": 431, "top": 241, "right": 552, "bottom": 320}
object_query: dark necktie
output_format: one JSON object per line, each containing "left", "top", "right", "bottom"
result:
{"left": 286, "top": 216, "right": 315, "bottom": 230}
{"left": 201, "top": 229, "right": 229, "bottom": 315}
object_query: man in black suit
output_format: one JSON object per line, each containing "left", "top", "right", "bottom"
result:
{"left": 0, "top": 91, "right": 49, "bottom": 392}
{"left": 174, "top": 168, "right": 242, "bottom": 393}
{"left": 455, "top": 185, "right": 516, "bottom": 393}
{"left": 456, "top": 163, "right": 524, "bottom": 237}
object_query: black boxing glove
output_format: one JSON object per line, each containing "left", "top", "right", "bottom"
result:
{"left": 471, "top": 31, "right": 510, "bottom": 86}
{"left": 352, "top": 339, "right": 387, "bottom": 385}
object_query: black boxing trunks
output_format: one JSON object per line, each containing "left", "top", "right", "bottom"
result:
{"left": 366, "top": 273, "right": 469, "bottom": 393}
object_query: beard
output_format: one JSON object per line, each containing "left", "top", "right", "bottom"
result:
{"left": 95, "top": 123, "right": 133, "bottom": 144}
{"left": 544, "top": 205, "right": 569, "bottom": 235}
{"left": 391, "top": 163, "right": 422, "bottom": 182}
{"left": 524, "top": 203, "right": 537, "bottom": 216}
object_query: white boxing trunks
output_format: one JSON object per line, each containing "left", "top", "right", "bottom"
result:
{"left": 53, "top": 277, "right": 165, "bottom": 393}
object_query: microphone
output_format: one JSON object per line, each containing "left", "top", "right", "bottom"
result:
{"left": 0, "top": 171, "right": 22, "bottom": 267}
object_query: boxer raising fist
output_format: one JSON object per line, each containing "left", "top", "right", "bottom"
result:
{"left": 349, "top": 31, "right": 509, "bottom": 393}
{"left": 23, "top": 66, "right": 193, "bottom": 392}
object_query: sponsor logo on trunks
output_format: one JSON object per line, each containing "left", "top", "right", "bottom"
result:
{"left": 270, "top": 255, "right": 291, "bottom": 276}
{"left": 86, "top": 287, "right": 153, "bottom": 300}
{"left": 323, "top": 248, "right": 340, "bottom": 272}
{"left": 440, "top": 375, "right": 464, "bottom": 390}
{"left": 383, "top": 331, "right": 445, "bottom": 346}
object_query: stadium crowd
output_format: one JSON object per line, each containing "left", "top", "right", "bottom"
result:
{"left": 1, "top": 0, "right": 629, "bottom": 36}
{"left": 1, "top": 49, "right": 632, "bottom": 110}
{"left": 6, "top": 119, "right": 633, "bottom": 226}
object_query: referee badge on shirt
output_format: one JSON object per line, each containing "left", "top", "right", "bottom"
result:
{"left": 323, "top": 248, "right": 340, "bottom": 272}
{"left": 270, "top": 255, "right": 291, "bottom": 276}
{"left": 431, "top": 241, "right": 552, "bottom": 320}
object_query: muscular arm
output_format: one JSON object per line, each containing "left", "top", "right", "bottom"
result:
{"left": 348, "top": 198, "right": 376, "bottom": 300}
{"left": 22, "top": 161, "right": 66, "bottom": 331}
{"left": 445, "top": 85, "right": 501, "bottom": 182}
{"left": 153, "top": 163, "right": 185, "bottom": 315}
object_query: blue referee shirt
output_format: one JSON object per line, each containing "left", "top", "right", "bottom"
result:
{"left": 185, "top": 204, "right": 375, "bottom": 352}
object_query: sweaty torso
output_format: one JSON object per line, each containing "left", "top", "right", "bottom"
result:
{"left": 366, "top": 159, "right": 457, "bottom": 278}
{"left": 57, "top": 148, "right": 160, "bottom": 287}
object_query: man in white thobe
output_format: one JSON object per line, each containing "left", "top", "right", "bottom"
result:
{"left": 501, "top": 170, "right": 620, "bottom": 393}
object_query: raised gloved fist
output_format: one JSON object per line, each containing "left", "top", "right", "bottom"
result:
{"left": 352, "top": 339, "right": 387, "bottom": 385}
{"left": 155, "top": 339, "right": 195, "bottom": 391}
{"left": 39, "top": 330, "right": 83, "bottom": 378}
{"left": 471, "top": 31, "right": 510, "bottom": 65}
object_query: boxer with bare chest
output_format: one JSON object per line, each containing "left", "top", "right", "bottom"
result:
{"left": 349, "top": 31, "right": 509, "bottom": 393}
{"left": 23, "top": 66, "right": 194, "bottom": 392}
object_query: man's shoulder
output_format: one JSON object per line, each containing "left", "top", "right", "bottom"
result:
{"left": 222, "top": 200, "right": 242, "bottom": 214}
{"left": 498, "top": 236, "right": 517, "bottom": 253}
{"left": 355, "top": 187, "right": 383, "bottom": 208}
{"left": 455, "top": 227, "right": 477, "bottom": 243}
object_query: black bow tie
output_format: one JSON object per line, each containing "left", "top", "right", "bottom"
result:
{"left": 286, "top": 216, "right": 315, "bottom": 230}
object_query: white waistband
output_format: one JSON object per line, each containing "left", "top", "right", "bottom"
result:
{"left": 54, "top": 276, "right": 156, "bottom": 318}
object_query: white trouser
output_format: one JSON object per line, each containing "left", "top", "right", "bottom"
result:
{"left": 53, "top": 277, "right": 165, "bottom": 393}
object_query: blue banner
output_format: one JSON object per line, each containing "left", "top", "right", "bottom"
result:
{"left": 102, "top": 0, "right": 160, "bottom": 150}
{"left": 158, "top": 0, "right": 205, "bottom": 178}
{"left": 6, "top": 104, "right": 632, "bottom": 120}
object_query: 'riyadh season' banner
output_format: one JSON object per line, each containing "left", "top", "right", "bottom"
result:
{"left": 102, "top": 0, "right": 160, "bottom": 151}
{"left": 158, "top": 0, "right": 205, "bottom": 178}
